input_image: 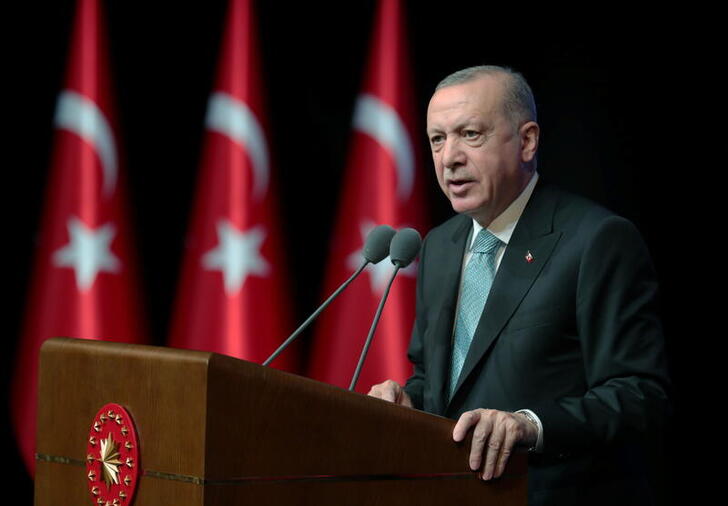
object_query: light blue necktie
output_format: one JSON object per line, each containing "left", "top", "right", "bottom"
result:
{"left": 449, "top": 229, "right": 502, "bottom": 399}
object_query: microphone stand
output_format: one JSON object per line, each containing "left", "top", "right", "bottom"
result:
{"left": 348, "top": 264, "right": 401, "bottom": 391}
{"left": 263, "top": 261, "right": 368, "bottom": 367}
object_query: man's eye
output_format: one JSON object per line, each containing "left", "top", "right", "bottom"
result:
{"left": 430, "top": 135, "right": 444, "bottom": 145}
{"left": 463, "top": 130, "right": 479, "bottom": 138}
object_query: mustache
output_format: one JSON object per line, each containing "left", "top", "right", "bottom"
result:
{"left": 444, "top": 172, "right": 475, "bottom": 184}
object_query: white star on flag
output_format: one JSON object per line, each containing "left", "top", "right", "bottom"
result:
{"left": 346, "top": 221, "right": 417, "bottom": 294}
{"left": 202, "top": 220, "right": 270, "bottom": 295}
{"left": 53, "top": 216, "right": 121, "bottom": 291}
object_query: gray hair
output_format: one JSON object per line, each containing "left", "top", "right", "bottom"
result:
{"left": 436, "top": 65, "right": 537, "bottom": 128}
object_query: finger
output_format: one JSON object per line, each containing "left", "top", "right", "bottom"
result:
{"left": 367, "top": 385, "right": 382, "bottom": 399}
{"left": 452, "top": 410, "right": 479, "bottom": 442}
{"left": 495, "top": 422, "right": 518, "bottom": 479}
{"left": 395, "top": 387, "right": 413, "bottom": 407}
{"left": 382, "top": 382, "right": 399, "bottom": 402}
{"left": 481, "top": 417, "right": 505, "bottom": 480}
{"left": 401, "top": 391, "right": 414, "bottom": 408}
{"left": 368, "top": 381, "right": 397, "bottom": 402}
{"left": 469, "top": 413, "right": 492, "bottom": 471}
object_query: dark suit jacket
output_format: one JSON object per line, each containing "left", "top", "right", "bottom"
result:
{"left": 404, "top": 181, "right": 670, "bottom": 505}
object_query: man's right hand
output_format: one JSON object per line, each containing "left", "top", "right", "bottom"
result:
{"left": 367, "top": 380, "right": 414, "bottom": 407}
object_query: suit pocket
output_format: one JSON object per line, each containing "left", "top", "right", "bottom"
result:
{"left": 505, "top": 304, "right": 570, "bottom": 332}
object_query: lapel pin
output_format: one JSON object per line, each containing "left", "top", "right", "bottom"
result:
{"left": 525, "top": 251, "right": 534, "bottom": 263}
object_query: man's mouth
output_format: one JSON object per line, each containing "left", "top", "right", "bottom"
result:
{"left": 447, "top": 178, "right": 475, "bottom": 192}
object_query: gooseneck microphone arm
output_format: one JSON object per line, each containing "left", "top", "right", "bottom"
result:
{"left": 263, "top": 262, "right": 367, "bottom": 367}
{"left": 263, "top": 224, "right": 396, "bottom": 367}
{"left": 348, "top": 264, "right": 400, "bottom": 391}
{"left": 348, "top": 227, "right": 422, "bottom": 391}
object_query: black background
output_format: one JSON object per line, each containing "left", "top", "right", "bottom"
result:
{"left": 5, "top": 1, "right": 710, "bottom": 503}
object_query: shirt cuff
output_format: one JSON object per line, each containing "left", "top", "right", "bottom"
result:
{"left": 516, "top": 409, "right": 543, "bottom": 453}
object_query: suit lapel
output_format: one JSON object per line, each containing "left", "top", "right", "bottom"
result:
{"left": 448, "top": 183, "right": 563, "bottom": 406}
{"left": 426, "top": 216, "right": 470, "bottom": 415}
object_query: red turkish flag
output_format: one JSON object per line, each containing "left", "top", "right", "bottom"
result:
{"left": 308, "top": 0, "right": 428, "bottom": 392}
{"left": 11, "top": 0, "right": 148, "bottom": 474}
{"left": 167, "top": 0, "right": 295, "bottom": 371}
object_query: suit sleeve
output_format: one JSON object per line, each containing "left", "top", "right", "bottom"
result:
{"left": 403, "top": 233, "right": 429, "bottom": 410}
{"left": 531, "top": 215, "right": 671, "bottom": 455}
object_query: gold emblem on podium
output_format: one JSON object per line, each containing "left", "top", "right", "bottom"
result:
{"left": 85, "top": 404, "right": 140, "bottom": 506}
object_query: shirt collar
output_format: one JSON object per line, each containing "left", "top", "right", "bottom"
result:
{"left": 469, "top": 172, "right": 539, "bottom": 250}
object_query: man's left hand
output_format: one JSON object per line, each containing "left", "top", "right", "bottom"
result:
{"left": 452, "top": 409, "right": 538, "bottom": 481}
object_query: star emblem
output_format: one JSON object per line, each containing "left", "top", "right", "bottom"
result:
{"left": 202, "top": 220, "right": 270, "bottom": 295}
{"left": 97, "top": 433, "right": 122, "bottom": 488}
{"left": 346, "top": 221, "right": 417, "bottom": 293}
{"left": 53, "top": 216, "right": 121, "bottom": 291}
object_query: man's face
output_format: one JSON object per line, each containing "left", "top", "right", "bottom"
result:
{"left": 426, "top": 75, "right": 537, "bottom": 226}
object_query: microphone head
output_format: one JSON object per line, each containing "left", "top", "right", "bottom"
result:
{"left": 389, "top": 228, "right": 422, "bottom": 267}
{"left": 362, "top": 225, "right": 396, "bottom": 264}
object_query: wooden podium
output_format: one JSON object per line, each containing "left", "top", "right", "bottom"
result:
{"left": 34, "top": 337, "right": 526, "bottom": 505}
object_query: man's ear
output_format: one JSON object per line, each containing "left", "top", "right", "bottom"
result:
{"left": 520, "top": 121, "right": 539, "bottom": 163}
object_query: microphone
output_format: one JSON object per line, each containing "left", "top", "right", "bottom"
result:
{"left": 263, "top": 225, "right": 396, "bottom": 366}
{"left": 349, "top": 228, "right": 422, "bottom": 391}
{"left": 388, "top": 228, "right": 423, "bottom": 268}
{"left": 361, "top": 224, "right": 398, "bottom": 264}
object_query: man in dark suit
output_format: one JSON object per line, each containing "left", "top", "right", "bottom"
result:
{"left": 368, "top": 66, "right": 670, "bottom": 504}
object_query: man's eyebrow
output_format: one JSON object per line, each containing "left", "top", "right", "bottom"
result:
{"left": 459, "top": 116, "right": 486, "bottom": 128}
{"left": 427, "top": 118, "right": 485, "bottom": 135}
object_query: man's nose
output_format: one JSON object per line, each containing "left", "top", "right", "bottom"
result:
{"left": 442, "top": 137, "right": 466, "bottom": 169}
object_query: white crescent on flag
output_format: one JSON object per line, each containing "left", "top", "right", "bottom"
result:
{"left": 205, "top": 92, "right": 270, "bottom": 200}
{"left": 353, "top": 93, "right": 414, "bottom": 201}
{"left": 55, "top": 90, "right": 118, "bottom": 197}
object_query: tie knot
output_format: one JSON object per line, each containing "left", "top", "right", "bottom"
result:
{"left": 472, "top": 229, "right": 501, "bottom": 254}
